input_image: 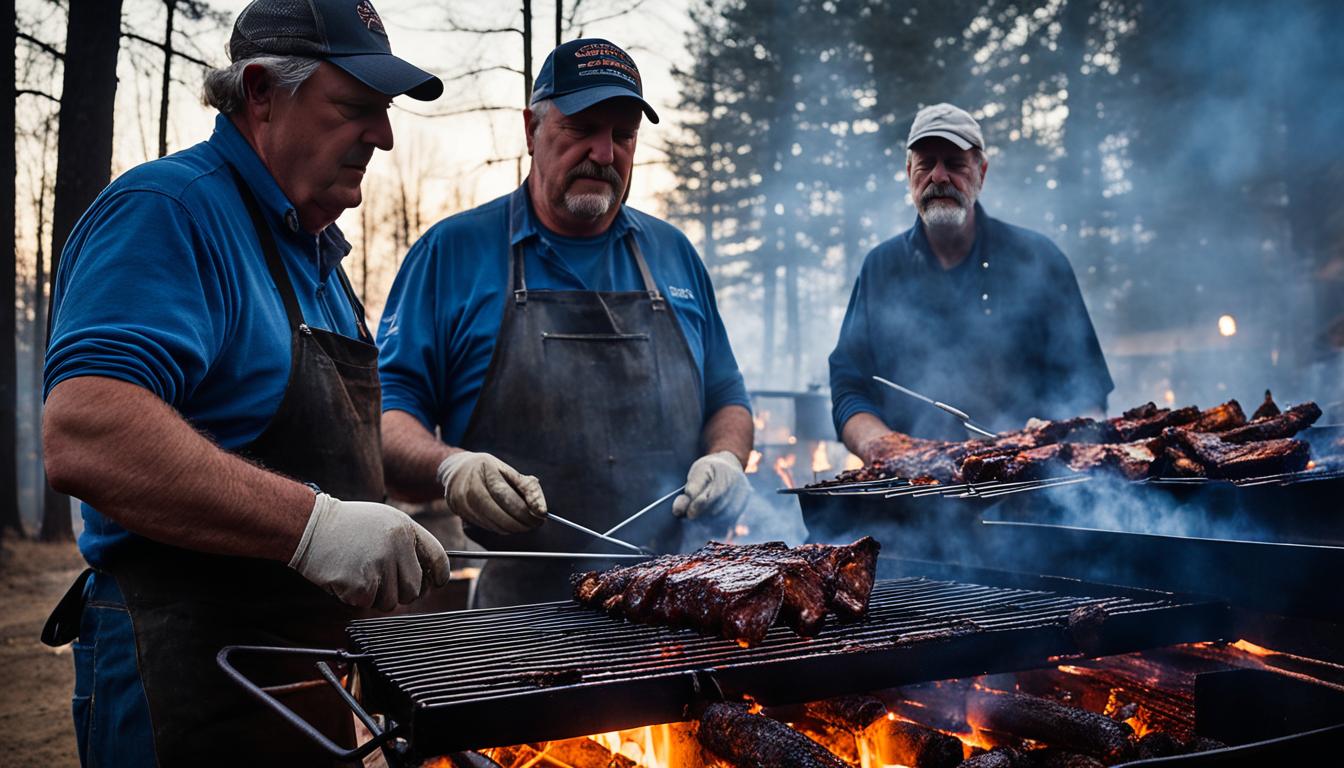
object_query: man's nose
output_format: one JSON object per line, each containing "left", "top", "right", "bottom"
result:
{"left": 365, "top": 110, "right": 394, "bottom": 152}
{"left": 929, "top": 160, "right": 951, "bottom": 183}
{"left": 587, "top": 132, "right": 615, "bottom": 166}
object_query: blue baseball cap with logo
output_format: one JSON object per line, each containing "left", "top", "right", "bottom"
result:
{"left": 530, "top": 38, "right": 659, "bottom": 123}
{"left": 230, "top": 0, "right": 443, "bottom": 101}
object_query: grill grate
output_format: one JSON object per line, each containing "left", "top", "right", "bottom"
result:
{"left": 346, "top": 577, "right": 1226, "bottom": 755}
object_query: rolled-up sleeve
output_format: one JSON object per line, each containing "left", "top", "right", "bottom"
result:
{"left": 828, "top": 258, "right": 884, "bottom": 436}
{"left": 45, "top": 191, "right": 227, "bottom": 406}
{"left": 376, "top": 235, "right": 446, "bottom": 432}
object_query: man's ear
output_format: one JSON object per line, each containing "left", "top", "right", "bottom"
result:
{"left": 241, "top": 63, "right": 274, "bottom": 122}
{"left": 522, "top": 108, "right": 536, "bottom": 156}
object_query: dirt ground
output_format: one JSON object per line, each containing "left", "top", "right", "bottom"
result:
{"left": 0, "top": 536, "right": 85, "bottom": 767}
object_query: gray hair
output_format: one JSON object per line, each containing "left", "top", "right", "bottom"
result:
{"left": 202, "top": 55, "right": 322, "bottom": 115}
{"left": 527, "top": 98, "right": 554, "bottom": 138}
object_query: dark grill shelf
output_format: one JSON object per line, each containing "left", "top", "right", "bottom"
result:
{"left": 346, "top": 577, "right": 1228, "bottom": 754}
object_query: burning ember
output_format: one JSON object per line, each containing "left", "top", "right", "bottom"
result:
{"left": 462, "top": 640, "right": 1328, "bottom": 768}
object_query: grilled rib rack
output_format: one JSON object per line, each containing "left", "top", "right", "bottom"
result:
{"left": 328, "top": 576, "right": 1226, "bottom": 756}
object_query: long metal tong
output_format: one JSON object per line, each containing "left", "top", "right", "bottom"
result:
{"left": 871, "top": 376, "right": 997, "bottom": 438}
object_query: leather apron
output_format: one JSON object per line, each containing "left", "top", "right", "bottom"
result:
{"left": 85, "top": 168, "right": 382, "bottom": 766}
{"left": 461, "top": 201, "right": 707, "bottom": 608}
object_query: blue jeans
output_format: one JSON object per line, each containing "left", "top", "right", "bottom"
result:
{"left": 72, "top": 573, "right": 157, "bottom": 766}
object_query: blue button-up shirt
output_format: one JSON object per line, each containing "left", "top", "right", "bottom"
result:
{"left": 45, "top": 114, "right": 365, "bottom": 566}
{"left": 378, "top": 183, "right": 750, "bottom": 445}
{"left": 829, "top": 204, "right": 1113, "bottom": 441}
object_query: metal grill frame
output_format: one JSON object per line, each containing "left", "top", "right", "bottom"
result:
{"left": 345, "top": 573, "right": 1228, "bottom": 755}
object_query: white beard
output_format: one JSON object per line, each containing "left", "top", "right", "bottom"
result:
{"left": 920, "top": 201, "right": 968, "bottom": 230}
{"left": 564, "top": 191, "right": 615, "bottom": 219}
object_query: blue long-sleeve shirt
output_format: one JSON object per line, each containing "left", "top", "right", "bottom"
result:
{"left": 44, "top": 114, "right": 364, "bottom": 566}
{"left": 378, "top": 184, "right": 750, "bottom": 444}
{"left": 829, "top": 204, "right": 1113, "bottom": 441}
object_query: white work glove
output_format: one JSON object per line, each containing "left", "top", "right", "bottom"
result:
{"left": 673, "top": 451, "right": 753, "bottom": 520}
{"left": 436, "top": 451, "right": 548, "bottom": 534}
{"left": 289, "top": 493, "right": 451, "bottom": 611}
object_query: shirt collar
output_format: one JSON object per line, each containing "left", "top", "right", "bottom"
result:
{"left": 509, "top": 178, "right": 640, "bottom": 247}
{"left": 208, "top": 114, "right": 351, "bottom": 273}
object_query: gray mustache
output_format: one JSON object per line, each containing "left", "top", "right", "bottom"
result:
{"left": 565, "top": 161, "right": 623, "bottom": 189}
{"left": 921, "top": 183, "right": 967, "bottom": 207}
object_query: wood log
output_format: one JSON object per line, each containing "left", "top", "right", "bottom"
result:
{"left": 802, "top": 694, "right": 888, "bottom": 730}
{"left": 537, "top": 738, "right": 637, "bottom": 768}
{"left": 965, "top": 690, "right": 1133, "bottom": 761}
{"left": 865, "top": 718, "right": 964, "bottom": 768}
{"left": 698, "top": 702, "right": 849, "bottom": 768}
{"left": 956, "top": 747, "right": 1028, "bottom": 767}
{"left": 1027, "top": 749, "right": 1105, "bottom": 768}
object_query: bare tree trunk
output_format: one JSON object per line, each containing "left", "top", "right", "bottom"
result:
{"left": 1, "top": 0, "right": 20, "bottom": 535}
{"left": 158, "top": 0, "right": 178, "bottom": 158}
{"left": 522, "top": 0, "right": 533, "bottom": 104}
{"left": 360, "top": 196, "right": 371, "bottom": 309}
{"left": 555, "top": 0, "right": 562, "bottom": 46}
{"left": 43, "top": 0, "right": 127, "bottom": 542}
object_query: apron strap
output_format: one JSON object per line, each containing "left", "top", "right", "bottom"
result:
{"left": 625, "top": 233, "right": 666, "bottom": 311}
{"left": 511, "top": 242, "right": 528, "bottom": 305}
{"left": 510, "top": 229, "right": 666, "bottom": 311}
{"left": 226, "top": 165, "right": 307, "bottom": 330}
{"left": 331, "top": 264, "right": 374, "bottom": 343}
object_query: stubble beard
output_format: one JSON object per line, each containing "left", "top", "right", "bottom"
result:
{"left": 558, "top": 160, "right": 623, "bottom": 220}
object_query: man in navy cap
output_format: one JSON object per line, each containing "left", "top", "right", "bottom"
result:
{"left": 830, "top": 103, "right": 1112, "bottom": 459}
{"left": 41, "top": 1, "right": 446, "bottom": 764}
{"left": 379, "top": 39, "right": 755, "bottom": 607}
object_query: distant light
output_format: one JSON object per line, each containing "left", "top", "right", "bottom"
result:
{"left": 1163, "top": 389, "right": 1175, "bottom": 405}
{"left": 1218, "top": 315, "right": 1238, "bottom": 337}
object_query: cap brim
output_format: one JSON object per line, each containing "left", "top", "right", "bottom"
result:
{"left": 329, "top": 53, "right": 443, "bottom": 101}
{"left": 907, "top": 129, "right": 974, "bottom": 151}
{"left": 553, "top": 86, "right": 659, "bottom": 124}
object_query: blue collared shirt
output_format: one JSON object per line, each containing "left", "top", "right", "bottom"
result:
{"left": 45, "top": 114, "right": 365, "bottom": 566}
{"left": 378, "top": 183, "right": 751, "bottom": 444}
{"left": 829, "top": 204, "right": 1113, "bottom": 441}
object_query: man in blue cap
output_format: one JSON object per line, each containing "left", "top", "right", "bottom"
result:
{"left": 41, "top": 1, "right": 446, "bottom": 764}
{"left": 379, "top": 39, "right": 755, "bottom": 607}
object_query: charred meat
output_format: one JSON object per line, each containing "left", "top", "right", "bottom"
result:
{"left": 572, "top": 538, "right": 880, "bottom": 645}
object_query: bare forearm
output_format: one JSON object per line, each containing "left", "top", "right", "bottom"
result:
{"left": 382, "top": 409, "right": 458, "bottom": 502}
{"left": 841, "top": 412, "right": 894, "bottom": 464}
{"left": 701, "top": 404, "right": 753, "bottom": 466}
{"left": 43, "top": 376, "right": 314, "bottom": 561}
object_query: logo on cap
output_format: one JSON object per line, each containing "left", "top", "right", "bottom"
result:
{"left": 355, "top": 0, "right": 385, "bottom": 34}
{"left": 573, "top": 42, "right": 641, "bottom": 89}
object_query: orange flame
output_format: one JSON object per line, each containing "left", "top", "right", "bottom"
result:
{"left": 774, "top": 454, "right": 797, "bottom": 488}
{"left": 811, "top": 441, "right": 832, "bottom": 474}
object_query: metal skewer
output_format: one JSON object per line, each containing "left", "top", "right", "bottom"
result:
{"left": 444, "top": 550, "right": 652, "bottom": 561}
{"left": 603, "top": 484, "right": 686, "bottom": 536}
{"left": 871, "top": 376, "right": 997, "bottom": 438}
{"left": 546, "top": 512, "right": 649, "bottom": 554}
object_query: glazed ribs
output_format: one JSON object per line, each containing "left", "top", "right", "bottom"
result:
{"left": 571, "top": 537, "right": 880, "bottom": 645}
{"left": 813, "top": 393, "right": 1322, "bottom": 487}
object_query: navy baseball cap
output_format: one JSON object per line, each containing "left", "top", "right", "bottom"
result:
{"left": 230, "top": 0, "right": 443, "bottom": 101}
{"left": 530, "top": 38, "right": 659, "bottom": 123}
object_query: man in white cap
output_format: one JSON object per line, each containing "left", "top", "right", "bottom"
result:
{"left": 829, "top": 103, "right": 1113, "bottom": 457}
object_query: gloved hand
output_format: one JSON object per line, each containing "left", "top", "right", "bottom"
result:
{"left": 673, "top": 450, "right": 753, "bottom": 520}
{"left": 436, "top": 451, "right": 548, "bottom": 534}
{"left": 289, "top": 493, "right": 451, "bottom": 611}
